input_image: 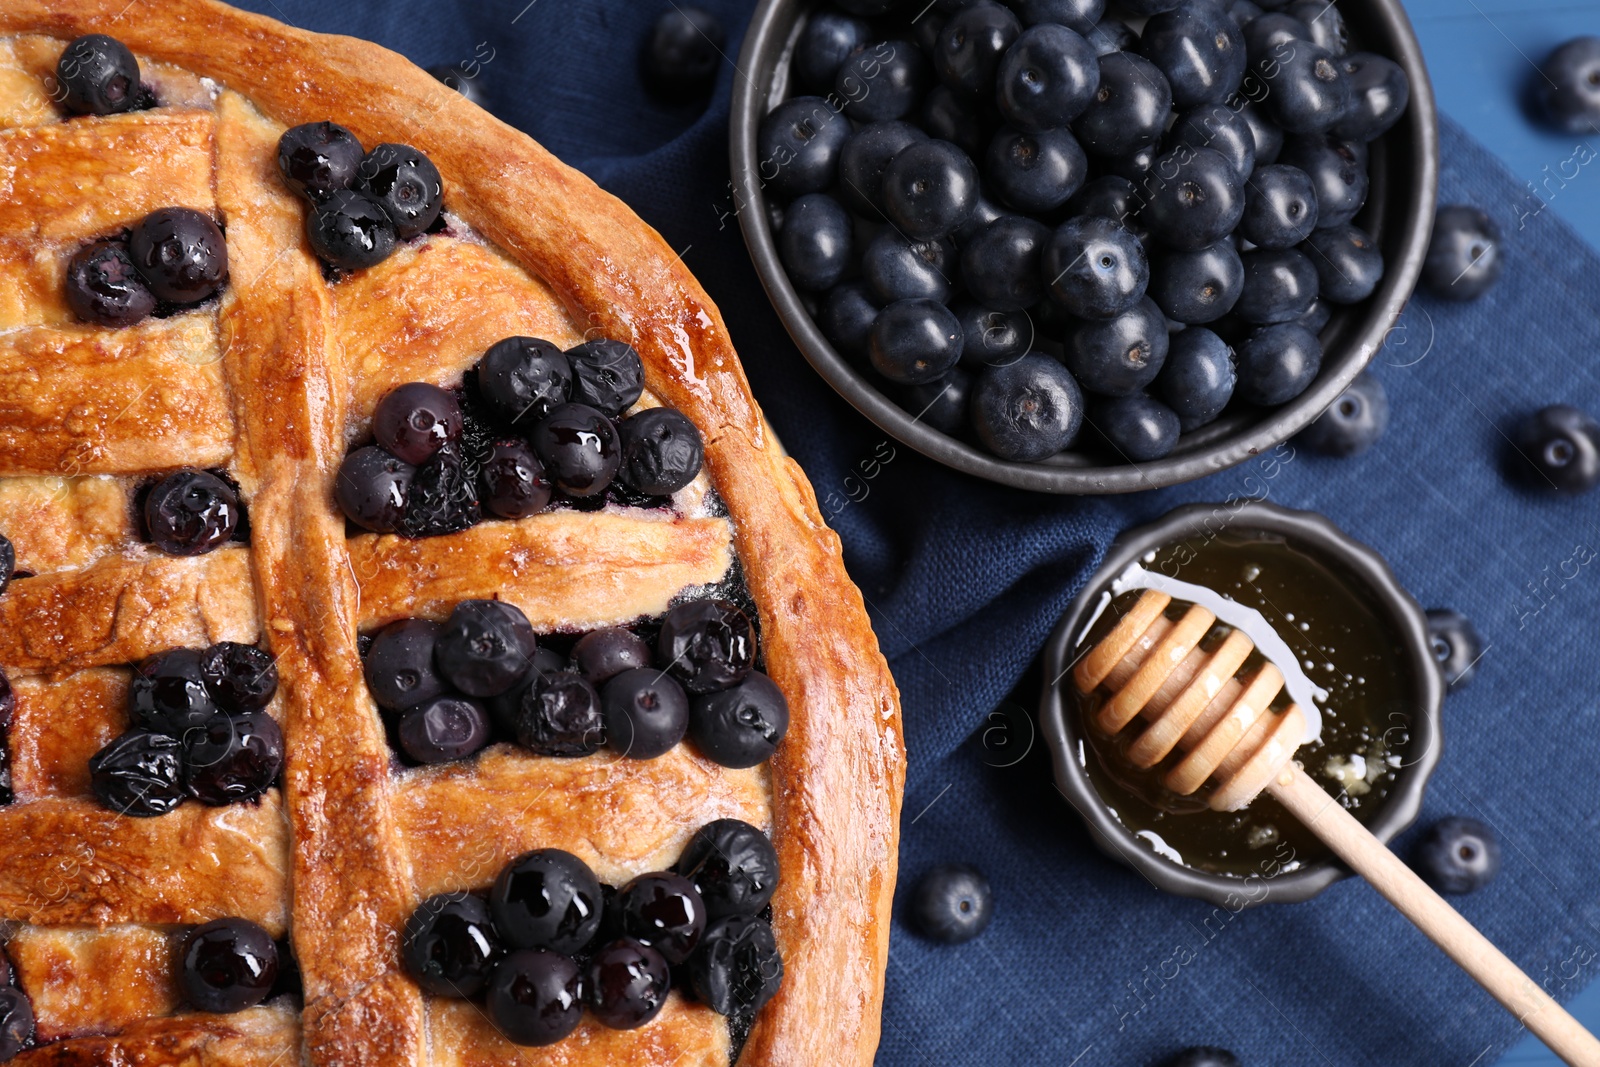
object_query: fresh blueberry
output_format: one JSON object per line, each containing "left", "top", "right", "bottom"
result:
{"left": 1537, "top": 37, "right": 1600, "bottom": 134}
{"left": 1140, "top": 1, "right": 1246, "bottom": 108}
{"left": 491, "top": 849, "right": 604, "bottom": 953}
{"left": 676, "top": 819, "right": 781, "bottom": 918}
{"left": 985, "top": 126, "right": 1088, "bottom": 213}
{"left": 615, "top": 871, "right": 705, "bottom": 964}
{"left": 862, "top": 232, "right": 956, "bottom": 304}
{"left": 400, "top": 442, "right": 479, "bottom": 538}
{"left": 795, "top": 11, "right": 872, "bottom": 93}
{"left": 1259, "top": 41, "right": 1351, "bottom": 134}
{"left": 1414, "top": 816, "right": 1501, "bottom": 894}
{"left": 1292, "top": 297, "right": 1332, "bottom": 334}
{"left": 953, "top": 193, "right": 1008, "bottom": 246}
{"left": 90, "top": 729, "right": 186, "bottom": 816}
{"left": 1298, "top": 370, "right": 1388, "bottom": 456}
{"left": 586, "top": 937, "right": 670, "bottom": 1030}
{"left": 1171, "top": 103, "right": 1256, "bottom": 180}
{"left": 1159, "top": 1048, "right": 1241, "bottom": 1067}
{"left": 1277, "top": 134, "right": 1368, "bottom": 227}
{"left": 1149, "top": 239, "right": 1243, "bottom": 324}
{"left": 657, "top": 599, "right": 756, "bottom": 695}
{"left": 1244, "top": 12, "right": 1310, "bottom": 66}
{"left": 435, "top": 600, "right": 537, "bottom": 698}
{"left": 1141, "top": 147, "right": 1245, "bottom": 251}
{"left": 1286, "top": 0, "right": 1348, "bottom": 55}
{"left": 1330, "top": 52, "right": 1410, "bottom": 141}
{"left": 683, "top": 914, "right": 784, "bottom": 1016}
{"left": 617, "top": 407, "right": 704, "bottom": 496}
{"left": 1303, "top": 223, "right": 1383, "bottom": 304}
{"left": 908, "top": 863, "right": 993, "bottom": 944}
{"left": 820, "top": 282, "right": 881, "bottom": 360}
{"left": 277, "top": 122, "right": 365, "bottom": 202}
{"left": 1511, "top": 404, "right": 1600, "bottom": 494}
{"left": 129, "top": 648, "right": 217, "bottom": 738}
{"left": 954, "top": 303, "right": 1032, "bottom": 367}
{"left": 427, "top": 65, "right": 486, "bottom": 107}
{"left": 513, "top": 671, "right": 605, "bottom": 757}
{"left": 566, "top": 339, "right": 645, "bottom": 416}
{"left": 971, "top": 353, "right": 1084, "bottom": 460}
{"left": 363, "top": 618, "right": 450, "bottom": 712}
{"left": 757, "top": 96, "right": 851, "bottom": 199}
{"left": 355, "top": 143, "right": 443, "bottom": 239}
{"left": 373, "top": 382, "right": 462, "bottom": 465}
{"left": 403, "top": 892, "right": 503, "bottom": 998}
{"left": 959, "top": 215, "right": 1049, "bottom": 311}
{"left": 1239, "top": 101, "right": 1284, "bottom": 165}
{"left": 1085, "top": 17, "right": 1139, "bottom": 56}
{"left": 199, "top": 642, "right": 277, "bottom": 714}
{"left": 1235, "top": 247, "right": 1319, "bottom": 323}
{"left": 398, "top": 695, "right": 492, "bottom": 764}
{"left": 602, "top": 668, "right": 690, "bottom": 759}
{"left": 837, "top": 121, "right": 927, "bottom": 214}
{"left": 530, "top": 403, "right": 621, "bottom": 497}
{"left": 779, "top": 192, "right": 853, "bottom": 291}
{"left": 996, "top": 24, "right": 1100, "bottom": 132}
{"left": 0, "top": 988, "right": 30, "bottom": 1060}
{"left": 485, "top": 950, "right": 582, "bottom": 1046}
{"left": 183, "top": 710, "right": 284, "bottom": 806}
{"left": 914, "top": 8, "right": 951, "bottom": 57}
{"left": 1010, "top": 0, "right": 1104, "bottom": 32}
{"left": 1227, "top": 0, "right": 1263, "bottom": 24}
{"left": 1044, "top": 215, "right": 1149, "bottom": 320}
{"left": 477, "top": 336, "right": 572, "bottom": 427}
{"left": 920, "top": 84, "right": 1001, "bottom": 161}
{"left": 1233, "top": 322, "right": 1321, "bottom": 404}
{"left": 642, "top": 6, "right": 724, "bottom": 98}
{"left": 572, "top": 628, "right": 652, "bottom": 686}
{"left": 479, "top": 439, "right": 552, "bottom": 519}
{"left": 690, "top": 671, "right": 790, "bottom": 769}
{"left": 1072, "top": 52, "right": 1171, "bottom": 160}
{"left": 1154, "top": 326, "right": 1235, "bottom": 429}
{"left": 936, "top": 1, "right": 1022, "bottom": 95}
{"left": 836, "top": 41, "right": 931, "bottom": 122}
{"left": 1240, "top": 163, "right": 1319, "bottom": 248}
{"left": 1091, "top": 393, "right": 1182, "bottom": 460}
{"left": 1425, "top": 608, "right": 1482, "bottom": 692}
{"left": 307, "top": 189, "right": 396, "bottom": 270}
{"left": 1064, "top": 296, "right": 1169, "bottom": 395}
{"left": 128, "top": 208, "right": 228, "bottom": 304}
{"left": 55, "top": 34, "right": 142, "bottom": 116}
{"left": 1108, "top": 141, "right": 1161, "bottom": 184}
{"left": 180, "top": 918, "right": 278, "bottom": 1013}
{"left": 898, "top": 367, "right": 973, "bottom": 433}
{"left": 869, "top": 298, "right": 965, "bottom": 385}
{"left": 66, "top": 241, "right": 156, "bottom": 327}
{"left": 1421, "top": 204, "right": 1502, "bottom": 301}
{"left": 884, "top": 140, "right": 980, "bottom": 241}
{"left": 1066, "top": 177, "right": 1141, "bottom": 232}
{"left": 336, "top": 446, "right": 413, "bottom": 533}
{"left": 145, "top": 470, "right": 240, "bottom": 556}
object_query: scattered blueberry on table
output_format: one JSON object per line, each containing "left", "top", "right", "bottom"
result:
{"left": 1421, "top": 204, "right": 1502, "bottom": 302}
{"left": 1509, "top": 404, "right": 1600, "bottom": 494}
{"left": 762, "top": 0, "right": 1408, "bottom": 464}
{"left": 1425, "top": 608, "right": 1481, "bottom": 693}
{"left": 1413, "top": 816, "right": 1502, "bottom": 895}
{"left": 644, "top": 6, "right": 726, "bottom": 99}
{"left": 1296, "top": 369, "right": 1388, "bottom": 456}
{"left": 907, "top": 862, "right": 994, "bottom": 944}
{"left": 1535, "top": 36, "right": 1600, "bottom": 135}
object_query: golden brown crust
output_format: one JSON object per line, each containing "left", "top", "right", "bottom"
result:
{"left": 10, "top": 670, "right": 125, "bottom": 799}
{"left": 0, "top": 5, "right": 905, "bottom": 1064}
{"left": 0, "top": 549, "right": 258, "bottom": 677}
{"left": 11, "top": 925, "right": 180, "bottom": 1040}
{"left": 349, "top": 513, "right": 734, "bottom": 632}
{"left": 0, "top": 477, "right": 131, "bottom": 575}
{"left": 0, "top": 795, "right": 288, "bottom": 932}
{"left": 11, "top": 1002, "right": 300, "bottom": 1067}
{"left": 427, "top": 997, "right": 728, "bottom": 1067}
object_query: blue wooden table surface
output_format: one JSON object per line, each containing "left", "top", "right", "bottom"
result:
{"left": 1401, "top": 6, "right": 1600, "bottom": 1062}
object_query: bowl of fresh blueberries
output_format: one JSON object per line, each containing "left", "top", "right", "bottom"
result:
{"left": 731, "top": 0, "right": 1438, "bottom": 493}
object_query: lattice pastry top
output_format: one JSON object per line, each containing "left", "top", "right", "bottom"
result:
{"left": 0, "top": 3, "right": 904, "bottom": 1065}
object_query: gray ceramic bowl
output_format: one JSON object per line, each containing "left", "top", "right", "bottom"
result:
{"left": 731, "top": 3, "right": 1439, "bottom": 493}
{"left": 1038, "top": 501, "right": 1443, "bottom": 905}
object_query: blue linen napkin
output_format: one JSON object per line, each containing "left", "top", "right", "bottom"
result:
{"left": 230, "top": 1, "right": 1600, "bottom": 1062}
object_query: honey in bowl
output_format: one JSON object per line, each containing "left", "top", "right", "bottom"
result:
{"left": 1072, "top": 531, "right": 1417, "bottom": 878}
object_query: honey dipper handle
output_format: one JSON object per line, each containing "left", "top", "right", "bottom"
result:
{"left": 1268, "top": 764, "right": 1600, "bottom": 1067}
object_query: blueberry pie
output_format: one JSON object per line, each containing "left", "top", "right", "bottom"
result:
{"left": 0, "top": 3, "right": 904, "bottom": 1064}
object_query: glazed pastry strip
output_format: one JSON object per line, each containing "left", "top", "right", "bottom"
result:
{"left": 0, "top": 794, "right": 288, "bottom": 933}
{"left": 0, "top": 475, "right": 133, "bottom": 576}
{"left": 0, "top": 547, "right": 258, "bottom": 677}
{"left": 9, "top": 924, "right": 180, "bottom": 1041}
{"left": 10, "top": 1002, "right": 301, "bottom": 1066}
{"left": 349, "top": 512, "right": 734, "bottom": 632}
{"left": 215, "top": 89, "right": 425, "bottom": 1067}
{"left": 395, "top": 746, "right": 769, "bottom": 896}
{"left": 427, "top": 997, "right": 729, "bottom": 1067}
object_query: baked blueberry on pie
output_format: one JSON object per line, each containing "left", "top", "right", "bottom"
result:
{"left": 0, "top": 4, "right": 904, "bottom": 1064}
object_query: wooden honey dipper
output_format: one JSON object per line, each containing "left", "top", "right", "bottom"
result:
{"left": 1076, "top": 587, "right": 1600, "bottom": 1066}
